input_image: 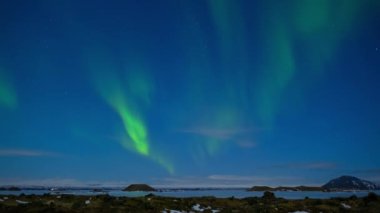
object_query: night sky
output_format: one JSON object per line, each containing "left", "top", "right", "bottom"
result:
{"left": 0, "top": 0, "right": 380, "bottom": 187}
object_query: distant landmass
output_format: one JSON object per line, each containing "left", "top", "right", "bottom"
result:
{"left": 1, "top": 176, "right": 378, "bottom": 193}
{"left": 0, "top": 186, "right": 21, "bottom": 191}
{"left": 122, "top": 184, "right": 156, "bottom": 192}
{"left": 322, "top": 175, "right": 379, "bottom": 191}
{"left": 249, "top": 185, "right": 326, "bottom": 192}
{"left": 249, "top": 176, "right": 380, "bottom": 192}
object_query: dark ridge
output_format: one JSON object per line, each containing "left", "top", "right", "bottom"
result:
{"left": 322, "top": 175, "right": 379, "bottom": 191}
{"left": 122, "top": 184, "right": 156, "bottom": 192}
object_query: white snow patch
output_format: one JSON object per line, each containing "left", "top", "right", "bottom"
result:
{"left": 341, "top": 203, "right": 351, "bottom": 209}
{"left": 0, "top": 199, "right": 3, "bottom": 202}
{"left": 56, "top": 196, "right": 61, "bottom": 199}
{"left": 3, "top": 197, "right": 8, "bottom": 200}
{"left": 16, "top": 200, "right": 29, "bottom": 204}
{"left": 192, "top": 204, "right": 203, "bottom": 211}
{"left": 191, "top": 204, "right": 219, "bottom": 212}
{"left": 85, "top": 200, "right": 90, "bottom": 205}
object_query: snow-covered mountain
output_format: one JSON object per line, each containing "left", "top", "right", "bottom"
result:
{"left": 322, "top": 176, "right": 379, "bottom": 191}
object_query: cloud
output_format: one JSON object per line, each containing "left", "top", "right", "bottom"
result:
{"left": 178, "top": 126, "right": 260, "bottom": 149}
{"left": 1, "top": 178, "right": 85, "bottom": 187}
{"left": 348, "top": 168, "right": 380, "bottom": 184}
{"left": 304, "top": 163, "right": 337, "bottom": 169}
{"left": 0, "top": 175, "right": 322, "bottom": 188}
{"left": 236, "top": 140, "right": 257, "bottom": 148}
{"left": 179, "top": 127, "right": 255, "bottom": 140}
{"left": 269, "top": 162, "right": 336, "bottom": 170}
{"left": 351, "top": 168, "right": 380, "bottom": 175}
{"left": 152, "top": 175, "right": 311, "bottom": 188}
{"left": 0, "top": 178, "right": 135, "bottom": 188}
{"left": 207, "top": 175, "right": 305, "bottom": 185}
{"left": 0, "top": 149, "right": 59, "bottom": 157}
{"left": 208, "top": 175, "right": 256, "bottom": 181}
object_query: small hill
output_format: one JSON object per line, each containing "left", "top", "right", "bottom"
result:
{"left": 249, "top": 186, "right": 274, "bottom": 191}
{"left": 322, "top": 176, "right": 379, "bottom": 191}
{"left": 123, "top": 184, "right": 156, "bottom": 192}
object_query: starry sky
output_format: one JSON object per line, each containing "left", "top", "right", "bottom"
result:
{"left": 0, "top": 0, "right": 380, "bottom": 187}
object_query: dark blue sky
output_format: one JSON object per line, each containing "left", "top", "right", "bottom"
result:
{"left": 0, "top": 0, "right": 379, "bottom": 187}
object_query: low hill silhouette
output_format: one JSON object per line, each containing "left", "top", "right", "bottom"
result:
{"left": 123, "top": 184, "right": 156, "bottom": 192}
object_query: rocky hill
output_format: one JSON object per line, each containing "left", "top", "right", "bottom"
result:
{"left": 249, "top": 176, "right": 379, "bottom": 192}
{"left": 322, "top": 176, "right": 379, "bottom": 191}
{"left": 123, "top": 184, "right": 156, "bottom": 192}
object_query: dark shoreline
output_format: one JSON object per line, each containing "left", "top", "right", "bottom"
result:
{"left": 1, "top": 186, "right": 378, "bottom": 192}
{"left": 0, "top": 192, "right": 379, "bottom": 212}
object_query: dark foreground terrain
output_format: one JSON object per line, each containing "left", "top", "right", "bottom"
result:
{"left": 0, "top": 192, "right": 379, "bottom": 212}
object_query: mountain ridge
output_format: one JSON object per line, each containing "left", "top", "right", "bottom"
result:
{"left": 249, "top": 175, "right": 380, "bottom": 191}
{"left": 322, "top": 175, "right": 379, "bottom": 191}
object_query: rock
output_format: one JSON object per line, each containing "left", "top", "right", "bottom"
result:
{"left": 364, "top": 192, "right": 378, "bottom": 203}
{"left": 145, "top": 193, "right": 155, "bottom": 198}
{"left": 123, "top": 184, "right": 156, "bottom": 192}
{"left": 262, "top": 191, "right": 276, "bottom": 200}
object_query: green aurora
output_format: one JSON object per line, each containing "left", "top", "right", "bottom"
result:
{"left": 0, "top": 0, "right": 378, "bottom": 180}
{"left": 86, "top": 49, "right": 174, "bottom": 173}
{"left": 0, "top": 68, "right": 17, "bottom": 109}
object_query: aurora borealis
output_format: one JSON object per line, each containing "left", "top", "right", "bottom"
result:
{"left": 0, "top": 0, "right": 379, "bottom": 186}
{"left": 0, "top": 68, "right": 17, "bottom": 109}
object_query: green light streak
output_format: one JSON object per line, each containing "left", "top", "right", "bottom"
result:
{"left": 152, "top": 154, "right": 175, "bottom": 175}
{"left": 208, "top": 0, "right": 234, "bottom": 42}
{"left": 205, "top": 138, "right": 220, "bottom": 156}
{"left": 124, "top": 65, "right": 152, "bottom": 105}
{"left": 179, "top": 1, "right": 249, "bottom": 156}
{"left": 91, "top": 68, "right": 150, "bottom": 156}
{"left": 256, "top": 25, "right": 295, "bottom": 125}
{"left": 255, "top": 0, "right": 367, "bottom": 125}
{"left": 112, "top": 93, "right": 149, "bottom": 156}
{"left": 0, "top": 68, "right": 17, "bottom": 109}
{"left": 293, "top": 0, "right": 362, "bottom": 35}
{"left": 207, "top": 0, "right": 247, "bottom": 66}
{"left": 120, "top": 134, "right": 174, "bottom": 174}
{"left": 199, "top": 107, "right": 241, "bottom": 155}
{"left": 86, "top": 49, "right": 173, "bottom": 173}
{"left": 292, "top": 0, "right": 363, "bottom": 75}
{"left": 293, "top": 0, "right": 330, "bottom": 34}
